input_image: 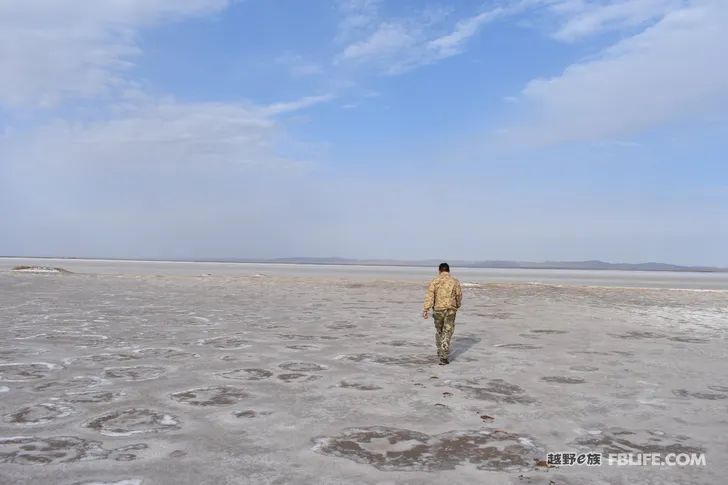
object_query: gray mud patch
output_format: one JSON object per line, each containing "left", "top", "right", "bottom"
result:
{"left": 569, "top": 365, "right": 599, "bottom": 372}
{"left": 285, "top": 344, "right": 321, "bottom": 351}
{"left": 338, "top": 381, "right": 382, "bottom": 391}
{"left": 278, "top": 334, "right": 339, "bottom": 341}
{"left": 170, "top": 386, "right": 249, "bottom": 406}
{"left": 673, "top": 389, "right": 728, "bottom": 400}
{"left": 234, "top": 410, "right": 273, "bottom": 418}
{"left": 610, "top": 331, "right": 665, "bottom": 339}
{"left": 62, "top": 390, "right": 125, "bottom": 404}
{"left": 377, "top": 339, "right": 418, "bottom": 347}
{"left": 196, "top": 336, "right": 250, "bottom": 349}
{"left": 0, "top": 436, "right": 147, "bottom": 465}
{"left": 69, "top": 480, "right": 143, "bottom": 485}
{"left": 279, "top": 362, "right": 327, "bottom": 372}
{"left": 219, "top": 368, "right": 273, "bottom": 381}
{"left": 494, "top": 344, "right": 542, "bottom": 350}
{"left": 277, "top": 373, "right": 321, "bottom": 383}
{"left": 42, "top": 332, "right": 108, "bottom": 346}
{"left": 450, "top": 379, "right": 535, "bottom": 404}
{"left": 133, "top": 348, "right": 199, "bottom": 360}
{"left": 104, "top": 366, "right": 166, "bottom": 381}
{"left": 84, "top": 408, "right": 180, "bottom": 436}
{"left": 33, "top": 376, "right": 108, "bottom": 392}
{"left": 474, "top": 312, "right": 514, "bottom": 320}
{"left": 69, "top": 353, "right": 140, "bottom": 365}
{"left": 541, "top": 376, "right": 586, "bottom": 384}
{"left": 326, "top": 322, "right": 356, "bottom": 330}
{"left": 338, "top": 353, "right": 434, "bottom": 366}
{"left": 0, "top": 362, "right": 59, "bottom": 382}
{"left": 668, "top": 336, "right": 709, "bottom": 344}
{"left": 707, "top": 385, "right": 728, "bottom": 393}
{"left": 312, "top": 426, "right": 541, "bottom": 472}
{"left": 5, "top": 402, "right": 75, "bottom": 425}
{"left": 572, "top": 428, "right": 704, "bottom": 455}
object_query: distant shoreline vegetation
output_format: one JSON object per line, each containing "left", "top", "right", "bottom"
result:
{"left": 11, "top": 265, "right": 71, "bottom": 274}
{"left": 2, "top": 257, "right": 726, "bottom": 273}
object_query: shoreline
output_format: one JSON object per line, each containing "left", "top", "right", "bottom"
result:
{"left": 3, "top": 256, "right": 728, "bottom": 291}
{"left": 1, "top": 255, "right": 724, "bottom": 274}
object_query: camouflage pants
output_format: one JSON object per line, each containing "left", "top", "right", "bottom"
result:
{"left": 432, "top": 309, "right": 456, "bottom": 359}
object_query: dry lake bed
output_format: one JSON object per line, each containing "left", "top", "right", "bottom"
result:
{"left": 1, "top": 259, "right": 727, "bottom": 484}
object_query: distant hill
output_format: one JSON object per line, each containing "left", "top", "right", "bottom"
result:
{"left": 262, "top": 257, "right": 725, "bottom": 273}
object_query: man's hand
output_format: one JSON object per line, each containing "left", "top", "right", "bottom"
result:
{"left": 422, "top": 310, "right": 429, "bottom": 319}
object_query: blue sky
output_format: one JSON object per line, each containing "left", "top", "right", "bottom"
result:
{"left": 1, "top": 0, "right": 727, "bottom": 265}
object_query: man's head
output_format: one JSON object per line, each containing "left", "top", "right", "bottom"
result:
{"left": 438, "top": 262, "right": 450, "bottom": 273}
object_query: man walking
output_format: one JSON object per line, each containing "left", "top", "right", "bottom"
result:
{"left": 422, "top": 263, "right": 463, "bottom": 365}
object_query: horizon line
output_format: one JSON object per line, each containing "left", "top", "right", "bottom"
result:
{"left": 2, "top": 255, "right": 726, "bottom": 273}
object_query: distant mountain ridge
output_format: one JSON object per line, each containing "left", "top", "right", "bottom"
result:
{"left": 262, "top": 257, "right": 725, "bottom": 273}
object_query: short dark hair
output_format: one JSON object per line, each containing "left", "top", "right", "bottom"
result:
{"left": 438, "top": 262, "right": 450, "bottom": 272}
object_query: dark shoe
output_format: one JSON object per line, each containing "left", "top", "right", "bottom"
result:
{"left": 438, "top": 358, "right": 449, "bottom": 365}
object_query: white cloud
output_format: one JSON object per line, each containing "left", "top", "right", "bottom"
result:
{"left": 336, "top": 0, "right": 382, "bottom": 39}
{"left": 427, "top": 8, "right": 505, "bottom": 56}
{"left": 263, "top": 95, "right": 334, "bottom": 116}
{"left": 0, "top": 0, "right": 231, "bottom": 108}
{"left": 1, "top": 97, "right": 319, "bottom": 172}
{"left": 0, "top": 93, "right": 333, "bottom": 259}
{"left": 335, "top": 0, "right": 689, "bottom": 77}
{"left": 275, "top": 53, "right": 323, "bottom": 77}
{"left": 549, "top": 0, "right": 683, "bottom": 41}
{"left": 337, "top": 6, "right": 503, "bottom": 75}
{"left": 498, "top": 1, "right": 728, "bottom": 146}
{"left": 342, "top": 22, "right": 415, "bottom": 62}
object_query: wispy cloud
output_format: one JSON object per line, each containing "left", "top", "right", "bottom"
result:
{"left": 336, "top": 3, "right": 509, "bottom": 75}
{"left": 2, "top": 98, "right": 305, "bottom": 171}
{"left": 427, "top": 7, "right": 506, "bottom": 56}
{"left": 548, "top": 0, "right": 683, "bottom": 41}
{"left": 0, "top": 0, "right": 231, "bottom": 108}
{"left": 336, "top": 0, "right": 382, "bottom": 40}
{"left": 275, "top": 53, "right": 324, "bottom": 77}
{"left": 263, "top": 94, "right": 334, "bottom": 115}
{"left": 496, "top": 1, "right": 728, "bottom": 146}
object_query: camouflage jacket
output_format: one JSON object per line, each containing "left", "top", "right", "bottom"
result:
{"left": 423, "top": 273, "right": 463, "bottom": 311}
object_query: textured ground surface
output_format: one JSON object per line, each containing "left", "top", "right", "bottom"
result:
{"left": 0, "top": 262, "right": 726, "bottom": 484}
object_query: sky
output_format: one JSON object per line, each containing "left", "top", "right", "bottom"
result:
{"left": 1, "top": 0, "right": 727, "bottom": 266}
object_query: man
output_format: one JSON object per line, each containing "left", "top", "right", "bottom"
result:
{"left": 422, "top": 262, "right": 463, "bottom": 365}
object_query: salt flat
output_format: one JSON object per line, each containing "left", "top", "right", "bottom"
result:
{"left": 0, "top": 260, "right": 726, "bottom": 484}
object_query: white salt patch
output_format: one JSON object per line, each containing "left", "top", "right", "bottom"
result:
{"left": 160, "top": 414, "right": 178, "bottom": 426}
{"left": 359, "top": 437, "right": 423, "bottom": 453}
{"left": 517, "top": 437, "right": 535, "bottom": 447}
{"left": 99, "top": 430, "right": 141, "bottom": 437}
{"left": 0, "top": 386, "right": 9, "bottom": 393}
{"left": 637, "top": 399, "right": 666, "bottom": 407}
{"left": 14, "top": 333, "right": 47, "bottom": 340}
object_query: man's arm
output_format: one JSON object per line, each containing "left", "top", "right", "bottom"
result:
{"left": 454, "top": 280, "right": 463, "bottom": 309}
{"left": 422, "top": 279, "right": 436, "bottom": 318}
